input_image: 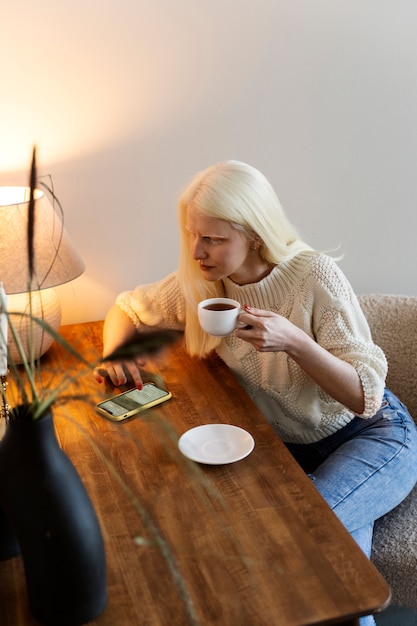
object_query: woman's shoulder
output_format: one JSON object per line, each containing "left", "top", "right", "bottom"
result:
{"left": 261, "top": 252, "right": 342, "bottom": 295}
{"left": 286, "top": 251, "right": 341, "bottom": 280}
{"left": 298, "top": 251, "right": 344, "bottom": 279}
{"left": 294, "top": 252, "right": 355, "bottom": 302}
{"left": 116, "top": 270, "right": 185, "bottom": 328}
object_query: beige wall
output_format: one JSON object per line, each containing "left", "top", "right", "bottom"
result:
{"left": 2, "top": 0, "right": 416, "bottom": 323}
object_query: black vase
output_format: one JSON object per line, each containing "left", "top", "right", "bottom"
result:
{"left": 0, "top": 410, "right": 107, "bottom": 626}
{"left": 0, "top": 502, "right": 20, "bottom": 560}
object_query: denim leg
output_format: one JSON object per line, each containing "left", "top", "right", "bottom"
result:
{"left": 310, "top": 391, "right": 417, "bottom": 535}
{"left": 350, "top": 523, "right": 374, "bottom": 559}
{"left": 360, "top": 612, "right": 377, "bottom": 626}
{"left": 349, "top": 528, "right": 377, "bottom": 624}
{"left": 286, "top": 390, "right": 417, "bottom": 626}
{"left": 313, "top": 392, "right": 417, "bottom": 626}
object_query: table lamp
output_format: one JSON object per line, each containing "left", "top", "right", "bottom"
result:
{"left": 0, "top": 186, "right": 85, "bottom": 363}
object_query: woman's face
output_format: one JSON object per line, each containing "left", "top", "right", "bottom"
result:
{"left": 186, "top": 205, "right": 264, "bottom": 285}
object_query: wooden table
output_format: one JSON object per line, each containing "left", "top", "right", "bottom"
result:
{"left": 0, "top": 321, "right": 390, "bottom": 625}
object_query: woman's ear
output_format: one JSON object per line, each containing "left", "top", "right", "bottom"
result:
{"left": 251, "top": 236, "right": 263, "bottom": 251}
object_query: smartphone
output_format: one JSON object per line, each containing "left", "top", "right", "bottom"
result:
{"left": 95, "top": 382, "right": 172, "bottom": 422}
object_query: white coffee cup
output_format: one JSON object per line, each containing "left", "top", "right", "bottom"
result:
{"left": 198, "top": 298, "right": 242, "bottom": 337}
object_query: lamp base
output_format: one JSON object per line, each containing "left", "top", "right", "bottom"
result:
{"left": 7, "top": 290, "right": 62, "bottom": 364}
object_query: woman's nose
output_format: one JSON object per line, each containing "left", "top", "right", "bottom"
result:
{"left": 192, "top": 239, "right": 206, "bottom": 260}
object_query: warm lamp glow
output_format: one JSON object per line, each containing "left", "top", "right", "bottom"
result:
{"left": 0, "top": 186, "right": 85, "bottom": 362}
{"left": 0, "top": 187, "right": 34, "bottom": 205}
{"left": 0, "top": 4, "right": 209, "bottom": 170}
{"left": 0, "top": 187, "right": 84, "bottom": 294}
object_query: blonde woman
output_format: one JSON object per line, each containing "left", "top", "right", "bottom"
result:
{"left": 96, "top": 161, "right": 417, "bottom": 625}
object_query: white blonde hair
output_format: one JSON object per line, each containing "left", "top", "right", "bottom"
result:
{"left": 177, "top": 160, "right": 315, "bottom": 356}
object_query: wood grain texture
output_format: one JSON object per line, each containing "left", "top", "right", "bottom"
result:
{"left": 0, "top": 321, "right": 390, "bottom": 625}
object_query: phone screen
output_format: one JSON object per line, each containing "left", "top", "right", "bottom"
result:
{"left": 96, "top": 383, "right": 171, "bottom": 421}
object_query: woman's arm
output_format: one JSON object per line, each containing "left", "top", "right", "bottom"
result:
{"left": 102, "top": 305, "right": 137, "bottom": 357}
{"left": 94, "top": 305, "right": 145, "bottom": 389}
{"left": 285, "top": 323, "right": 365, "bottom": 414}
{"left": 95, "top": 273, "right": 186, "bottom": 389}
{"left": 236, "top": 305, "right": 365, "bottom": 415}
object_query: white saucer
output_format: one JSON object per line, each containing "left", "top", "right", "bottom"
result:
{"left": 178, "top": 424, "right": 255, "bottom": 465}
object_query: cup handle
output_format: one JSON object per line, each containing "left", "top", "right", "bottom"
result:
{"left": 235, "top": 308, "right": 251, "bottom": 329}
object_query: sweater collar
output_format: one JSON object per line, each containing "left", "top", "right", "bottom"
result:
{"left": 222, "top": 253, "right": 315, "bottom": 308}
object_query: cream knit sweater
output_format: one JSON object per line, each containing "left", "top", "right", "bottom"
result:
{"left": 117, "top": 253, "right": 387, "bottom": 444}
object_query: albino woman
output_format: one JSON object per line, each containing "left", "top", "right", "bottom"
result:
{"left": 96, "top": 161, "right": 417, "bottom": 626}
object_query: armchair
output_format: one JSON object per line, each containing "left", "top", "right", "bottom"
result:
{"left": 359, "top": 294, "right": 417, "bottom": 609}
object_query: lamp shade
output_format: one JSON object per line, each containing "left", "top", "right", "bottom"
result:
{"left": 0, "top": 186, "right": 85, "bottom": 294}
{"left": 0, "top": 185, "right": 85, "bottom": 363}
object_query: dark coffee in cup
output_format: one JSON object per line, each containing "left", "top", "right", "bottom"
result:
{"left": 203, "top": 303, "right": 236, "bottom": 311}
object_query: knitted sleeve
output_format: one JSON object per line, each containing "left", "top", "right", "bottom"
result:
{"left": 303, "top": 255, "right": 387, "bottom": 418}
{"left": 115, "top": 271, "right": 186, "bottom": 332}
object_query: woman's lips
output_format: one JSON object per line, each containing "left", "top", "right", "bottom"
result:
{"left": 198, "top": 263, "right": 219, "bottom": 282}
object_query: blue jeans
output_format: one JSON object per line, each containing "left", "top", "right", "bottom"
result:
{"left": 285, "top": 389, "right": 417, "bottom": 626}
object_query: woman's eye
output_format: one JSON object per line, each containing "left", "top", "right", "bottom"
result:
{"left": 203, "top": 237, "right": 222, "bottom": 245}
{"left": 188, "top": 231, "right": 224, "bottom": 245}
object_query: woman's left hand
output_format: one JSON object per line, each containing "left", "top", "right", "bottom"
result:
{"left": 235, "top": 305, "right": 296, "bottom": 352}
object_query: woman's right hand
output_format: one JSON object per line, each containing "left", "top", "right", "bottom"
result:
{"left": 95, "top": 304, "right": 145, "bottom": 388}
{"left": 94, "top": 355, "right": 146, "bottom": 389}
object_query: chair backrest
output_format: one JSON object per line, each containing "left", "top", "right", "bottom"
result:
{"left": 358, "top": 294, "right": 417, "bottom": 422}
